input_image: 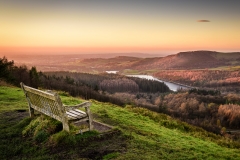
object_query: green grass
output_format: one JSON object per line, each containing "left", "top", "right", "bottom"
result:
{"left": 1, "top": 85, "right": 240, "bottom": 159}
{"left": 0, "top": 86, "right": 27, "bottom": 112}
{"left": 91, "top": 101, "right": 240, "bottom": 159}
{"left": 58, "top": 91, "right": 84, "bottom": 105}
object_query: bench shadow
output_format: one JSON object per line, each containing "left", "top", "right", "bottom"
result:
{"left": 74, "top": 120, "right": 113, "bottom": 133}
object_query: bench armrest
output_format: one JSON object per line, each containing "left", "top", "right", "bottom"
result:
{"left": 64, "top": 101, "right": 91, "bottom": 111}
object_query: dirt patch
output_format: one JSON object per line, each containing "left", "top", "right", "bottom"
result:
{"left": 74, "top": 120, "right": 113, "bottom": 133}
{"left": 49, "top": 129, "right": 128, "bottom": 160}
{"left": 1, "top": 110, "right": 28, "bottom": 122}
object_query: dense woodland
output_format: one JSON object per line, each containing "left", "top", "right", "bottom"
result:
{"left": 154, "top": 70, "right": 240, "bottom": 93}
{"left": 0, "top": 56, "right": 169, "bottom": 106}
{"left": 1, "top": 56, "right": 240, "bottom": 138}
{"left": 157, "top": 89, "right": 240, "bottom": 135}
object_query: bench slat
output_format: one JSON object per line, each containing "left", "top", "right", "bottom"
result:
{"left": 66, "top": 111, "right": 87, "bottom": 120}
{"left": 68, "top": 109, "right": 86, "bottom": 116}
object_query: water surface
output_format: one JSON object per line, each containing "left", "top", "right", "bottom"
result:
{"left": 127, "top": 75, "right": 190, "bottom": 92}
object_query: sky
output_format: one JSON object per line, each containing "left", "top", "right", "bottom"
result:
{"left": 0, "top": 0, "right": 240, "bottom": 55}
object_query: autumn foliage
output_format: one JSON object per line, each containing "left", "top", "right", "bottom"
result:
{"left": 154, "top": 70, "right": 240, "bottom": 93}
{"left": 218, "top": 104, "right": 240, "bottom": 128}
{"left": 158, "top": 91, "right": 240, "bottom": 134}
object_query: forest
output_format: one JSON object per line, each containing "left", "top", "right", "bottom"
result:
{"left": 154, "top": 70, "right": 240, "bottom": 93}
{"left": 0, "top": 56, "right": 170, "bottom": 107}
{"left": 158, "top": 89, "right": 240, "bottom": 135}
{"left": 1, "top": 56, "right": 240, "bottom": 139}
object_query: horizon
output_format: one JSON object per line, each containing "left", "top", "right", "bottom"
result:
{"left": 1, "top": 0, "right": 240, "bottom": 56}
{"left": 1, "top": 49, "right": 240, "bottom": 59}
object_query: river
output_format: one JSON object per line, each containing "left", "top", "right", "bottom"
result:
{"left": 127, "top": 75, "right": 191, "bottom": 92}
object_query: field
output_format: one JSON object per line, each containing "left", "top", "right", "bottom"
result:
{"left": 1, "top": 85, "right": 240, "bottom": 159}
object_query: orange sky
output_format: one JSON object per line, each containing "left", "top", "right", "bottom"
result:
{"left": 1, "top": 1, "right": 240, "bottom": 55}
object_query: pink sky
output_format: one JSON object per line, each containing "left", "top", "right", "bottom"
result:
{"left": 1, "top": 1, "right": 239, "bottom": 55}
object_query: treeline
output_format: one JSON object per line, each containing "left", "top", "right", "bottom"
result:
{"left": 189, "top": 88, "right": 221, "bottom": 96}
{"left": 44, "top": 71, "right": 170, "bottom": 93}
{"left": 39, "top": 72, "right": 126, "bottom": 106}
{"left": 157, "top": 90, "right": 240, "bottom": 134}
{"left": 0, "top": 56, "right": 169, "bottom": 108}
{"left": 0, "top": 56, "right": 40, "bottom": 88}
{"left": 154, "top": 70, "right": 240, "bottom": 93}
{"left": 129, "top": 77, "right": 170, "bottom": 93}
{"left": 99, "top": 78, "right": 139, "bottom": 93}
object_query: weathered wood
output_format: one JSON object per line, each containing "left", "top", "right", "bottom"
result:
{"left": 86, "top": 105, "right": 93, "bottom": 130}
{"left": 22, "top": 84, "right": 56, "bottom": 100}
{"left": 20, "top": 82, "right": 93, "bottom": 133}
{"left": 64, "top": 101, "right": 91, "bottom": 111}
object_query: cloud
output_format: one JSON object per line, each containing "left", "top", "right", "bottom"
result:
{"left": 197, "top": 20, "right": 210, "bottom": 22}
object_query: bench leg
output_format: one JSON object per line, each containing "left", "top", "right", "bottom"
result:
{"left": 29, "top": 106, "right": 34, "bottom": 118}
{"left": 62, "top": 119, "right": 70, "bottom": 132}
{"left": 85, "top": 107, "right": 93, "bottom": 131}
{"left": 89, "top": 115, "right": 93, "bottom": 131}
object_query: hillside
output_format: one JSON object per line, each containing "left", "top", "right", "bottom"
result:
{"left": 73, "top": 51, "right": 240, "bottom": 71}
{"left": 126, "top": 51, "right": 240, "bottom": 70}
{"left": 1, "top": 85, "right": 240, "bottom": 159}
{"left": 72, "top": 56, "right": 142, "bottom": 71}
{"left": 6, "top": 50, "right": 240, "bottom": 72}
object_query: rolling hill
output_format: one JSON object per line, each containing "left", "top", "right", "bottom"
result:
{"left": 68, "top": 51, "right": 240, "bottom": 72}
{"left": 7, "top": 50, "right": 240, "bottom": 72}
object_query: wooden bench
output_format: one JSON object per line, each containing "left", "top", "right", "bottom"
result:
{"left": 20, "top": 82, "right": 93, "bottom": 133}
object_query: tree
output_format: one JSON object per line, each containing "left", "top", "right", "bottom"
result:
{"left": 11, "top": 65, "right": 30, "bottom": 86}
{"left": 0, "top": 56, "right": 14, "bottom": 82}
{"left": 29, "top": 67, "right": 40, "bottom": 88}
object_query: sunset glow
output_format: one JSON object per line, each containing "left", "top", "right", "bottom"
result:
{"left": 1, "top": 0, "right": 240, "bottom": 55}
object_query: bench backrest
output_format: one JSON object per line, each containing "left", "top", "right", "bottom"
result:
{"left": 20, "top": 83, "right": 65, "bottom": 122}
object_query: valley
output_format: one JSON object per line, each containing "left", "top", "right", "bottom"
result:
{"left": 4, "top": 50, "right": 240, "bottom": 93}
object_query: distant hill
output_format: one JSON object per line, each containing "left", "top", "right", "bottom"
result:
{"left": 70, "top": 51, "right": 240, "bottom": 71}
{"left": 8, "top": 50, "right": 240, "bottom": 72}
{"left": 131, "top": 51, "right": 240, "bottom": 70}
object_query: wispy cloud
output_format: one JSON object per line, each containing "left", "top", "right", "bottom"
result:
{"left": 197, "top": 20, "right": 210, "bottom": 22}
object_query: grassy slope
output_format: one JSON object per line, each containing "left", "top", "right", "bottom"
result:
{"left": 0, "top": 86, "right": 27, "bottom": 112}
{"left": 0, "top": 85, "right": 240, "bottom": 159}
